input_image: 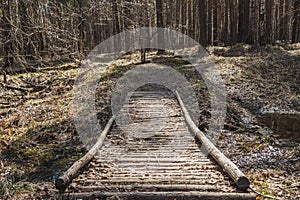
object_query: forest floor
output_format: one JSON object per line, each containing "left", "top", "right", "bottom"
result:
{"left": 0, "top": 43, "right": 299, "bottom": 199}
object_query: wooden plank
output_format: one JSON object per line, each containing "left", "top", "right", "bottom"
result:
{"left": 94, "top": 157, "right": 212, "bottom": 163}
{"left": 62, "top": 191, "right": 256, "bottom": 200}
{"left": 87, "top": 173, "right": 221, "bottom": 179}
{"left": 80, "top": 179, "right": 230, "bottom": 185}
{"left": 89, "top": 164, "right": 218, "bottom": 170}
{"left": 92, "top": 173, "right": 224, "bottom": 178}
{"left": 74, "top": 184, "right": 221, "bottom": 192}
{"left": 85, "top": 176, "right": 226, "bottom": 182}
{"left": 95, "top": 155, "right": 212, "bottom": 160}
{"left": 90, "top": 161, "right": 217, "bottom": 168}
{"left": 100, "top": 144, "right": 201, "bottom": 148}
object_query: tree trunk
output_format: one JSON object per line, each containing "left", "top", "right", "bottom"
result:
{"left": 279, "top": 0, "right": 285, "bottom": 40}
{"left": 207, "top": 0, "right": 213, "bottom": 45}
{"left": 156, "top": 0, "right": 165, "bottom": 54}
{"left": 238, "top": 0, "right": 250, "bottom": 43}
{"left": 124, "top": 0, "right": 131, "bottom": 51}
{"left": 1, "top": 0, "right": 14, "bottom": 73}
{"left": 199, "top": 0, "right": 207, "bottom": 45}
{"left": 213, "top": 0, "right": 218, "bottom": 44}
{"left": 292, "top": 0, "right": 300, "bottom": 43}
{"left": 230, "top": 0, "right": 237, "bottom": 45}
{"left": 77, "top": 0, "right": 84, "bottom": 55}
{"left": 265, "top": 0, "right": 274, "bottom": 44}
{"left": 259, "top": 0, "right": 265, "bottom": 45}
{"left": 221, "top": 0, "right": 229, "bottom": 45}
{"left": 284, "top": 0, "right": 291, "bottom": 42}
{"left": 112, "top": 0, "right": 121, "bottom": 51}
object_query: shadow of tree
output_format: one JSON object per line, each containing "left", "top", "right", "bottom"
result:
{"left": 3, "top": 119, "right": 86, "bottom": 182}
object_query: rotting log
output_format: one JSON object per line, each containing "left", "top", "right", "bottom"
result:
{"left": 55, "top": 116, "right": 115, "bottom": 191}
{"left": 175, "top": 91, "right": 250, "bottom": 190}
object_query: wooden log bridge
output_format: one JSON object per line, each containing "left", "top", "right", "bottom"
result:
{"left": 56, "top": 88, "right": 255, "bottom": 200}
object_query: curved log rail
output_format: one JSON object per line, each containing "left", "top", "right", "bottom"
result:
{"left": 175, "top": 91, "right": 250, "bottom": 190}
{"left": 55, "top": 116, "right": 115, "bottom": 191}
{"left": 56, "top": 89, "right": 254, "bottom": 199}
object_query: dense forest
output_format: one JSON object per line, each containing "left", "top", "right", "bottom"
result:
{"left": 1, "top": 0, "right": 300, "bottom": 72}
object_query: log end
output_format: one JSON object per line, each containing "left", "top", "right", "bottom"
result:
{"left": 236, "top": 176, "right": 250, "bottom": 190}
{"left": 55, "top": 175, "right": 69, "bottom": 192}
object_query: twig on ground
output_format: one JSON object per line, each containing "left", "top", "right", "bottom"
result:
{"left": 286, "top": 183, "right": 300, "bottom": 189}
{"left": 0, "top": 82, "right": 32, "bottom": 92}
{"left": 19, "top": 78, "right": 47, "bottom": 91}
{"left": 0, "top": 99, "right": 25, "bottom": 109}
{"left": 249, "top": 186, "right": 280, "bottom": 200}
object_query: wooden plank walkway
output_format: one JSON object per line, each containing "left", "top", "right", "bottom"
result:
{"left": 57, "top": 89, "right": 255, "bottom": 199}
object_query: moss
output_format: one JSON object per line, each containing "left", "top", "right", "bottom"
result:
{"left": 10, "top": 142, "right": 54, "bottom": 164}
{"left": 240, "top": 143, "right": 251, "bottom": 152}
{"left": 23, "top": 146, "right": 52, "bottom": 162}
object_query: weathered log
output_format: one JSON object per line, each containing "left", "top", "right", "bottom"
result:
{"left": 55, "top": 116, "right": 115, "bottom": 191}
{"left": 175, "top": 91, "right": 250, "bottom": 190}
{"left": 63, "top": 191, "right": 256, "bottom": 200}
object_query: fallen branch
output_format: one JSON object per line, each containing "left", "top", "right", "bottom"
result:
{"left": 2, "top": 62, "right": 79, "bottom": 74}
{"left": 249, "top": 186, "right": 280, "bottom": 200}
{"left": 55, "top": 116, "right": 115, "bottom": 191}
{"left": 176, "top": 91, "right": 250, "bottom": 191}
{"left": 0, "top": 101, "right": 10, "bottom": 105}
{"left": 0, "top": 82, "right": 32, "bottom": 92}
{"left": 0, "top": 99, "right": 25, "bottom": 109}
{"left": 19, "top": 78, "right": 47, "bottom": 91}
{"left": 286, "top": 183, "right": 300, "bottom": 189}
{"left": 38, "top": 63, "right": 79, "bottom": 72}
